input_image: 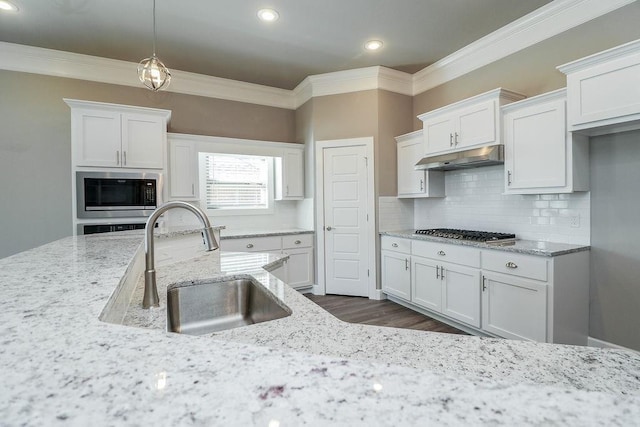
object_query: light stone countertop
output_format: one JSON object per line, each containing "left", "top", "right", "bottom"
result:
{"left": 220, "top": 228, "right": 314, "bottom": 239}
{"left": 0, "top": 231, "right": 637, "bottom": 426}
{"left": 381, "top": 229, "right": 590, "bottom": 257}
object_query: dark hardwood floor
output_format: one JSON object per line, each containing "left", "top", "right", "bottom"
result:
{"left": 305, "top": 294, "right": 467, "bottom": 335}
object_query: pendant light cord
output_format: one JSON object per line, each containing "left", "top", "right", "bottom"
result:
{"left": 152, "top": 0, "right": 157, "bottom": 56}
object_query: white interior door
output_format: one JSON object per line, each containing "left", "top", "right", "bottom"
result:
{"left": 323, "top": 145, "right": 369, "bottom": 296}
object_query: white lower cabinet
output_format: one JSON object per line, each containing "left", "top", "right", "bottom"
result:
{"left": 411, "top": 256, "right": 441, "bottom": 312}
{"left": 481, "top": 272, "right": 547, "bottom": 342}
{"left": 222, "top": 234, "right": 314, "bottom": 290}
{"left": 441, "top": 263, "right": 481, "bottom": 328}
{"left": 381, "top": 250, "right": 411, "bottom": 301}
{"left": 380, "top": 235, "right": 589, "bottom": 344}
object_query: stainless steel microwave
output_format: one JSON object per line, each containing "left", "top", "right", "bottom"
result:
{"left": 76, "top": 171, "right": 162, "bottom": 219}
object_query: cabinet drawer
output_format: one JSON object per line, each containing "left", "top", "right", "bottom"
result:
{"left": 283, "top": 234, "right": 313, "bottom": 249}
{"left": 222, "top": 236, "right": 282, "bottom": 252}
{"left": 411, "top": 240, "right": 480, "bottom": 268}
{"left": 381, "top": 236, "right": 411, "bottom": 254}
{"left": 482, "top": 250, "right": 548, "bottom": 282}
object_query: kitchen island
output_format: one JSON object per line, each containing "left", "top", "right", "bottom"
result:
{"left": 0, "top": 231, "right": 639, "bottom": 425}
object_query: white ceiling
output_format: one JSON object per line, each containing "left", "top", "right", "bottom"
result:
{"left": 0, "top": 0, "right": 552, "bottom": 89}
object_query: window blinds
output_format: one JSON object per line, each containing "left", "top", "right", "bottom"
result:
{"left": 203, "top": 154, "right": 268, "bottom": 209}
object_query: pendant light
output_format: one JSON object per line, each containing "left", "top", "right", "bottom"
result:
{"left": 138, "top": 0, "right": 171, "bottom": 91}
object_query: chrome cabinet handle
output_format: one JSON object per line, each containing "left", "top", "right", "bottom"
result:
{"left": 191, "top": 183, "right": 195, "bottom": 195}
{"left": 123, "top": 151, "right": 127, "bottom": 166}
{"left": 294, "top": 240, "right": 301, "bottom": 245}
{"left": 405, "top": 258, "right": 409, "bottom": 270}
{"left": 437, "top": 250, "right": 446, "bottom": 256}
{"left": 449, "top": 133, "right": 453, "bottom": 146}
{"left": 507, "top": 170, "right": 512, "bottom": 186}
{"left": 454, "top": 132, "right": 459, "bottom": 145}
{"left": 116, "top": 150, "right": 120, "bottom": 165}
{"left": 482, "top": 276, "right": 487, "bottom": 291}
{"left": 392, "top": 243, "right": 398, "bottom": 248}
{"left": 246, "top": 243, "right": 254, "bottom": 249}
{"left": 420, "top": 179, "right": 424, "bottom": 191}
{"left": 326, "top": 226, "right": 332, "bottom": 231}
{"left": 506, "top": 261, "right": 518, "bottom": 269}
{"left": 436, "top": 265, "right": 440, "bottom": 279}
{"left": 440, "top": 266, "right": 445, "bottom": 279}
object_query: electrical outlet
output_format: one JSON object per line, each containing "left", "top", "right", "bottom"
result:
{"left": 570, "top": 215, "right": 580, "bottom": 228}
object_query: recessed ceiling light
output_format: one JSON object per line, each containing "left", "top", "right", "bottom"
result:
{"left": 364, "top": 40, "right": 384, "bottom": 52}
{"left": 257, "top": 8, "right": 279, "bottom": 22}
{"left": 0, "top": 1, "right": 18, "bottom": 12}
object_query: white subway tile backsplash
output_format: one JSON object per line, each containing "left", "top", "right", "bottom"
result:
{"left": 414, "top": 165, "right": 590, "bottom": 245}
{"left": 378, "top": 197, "right": 414, "bottom": 232}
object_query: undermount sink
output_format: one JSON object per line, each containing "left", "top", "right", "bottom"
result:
{"left": 166, "top": 275, "right": 292, "bottom": 335}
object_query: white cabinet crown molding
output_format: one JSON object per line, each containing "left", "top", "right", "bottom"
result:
{"left": 417, "top": 88, "right": 525, "bottom": 121}
{"left": 64, "top": 98, "right": 171, "bottom": 121}
{"left": 557, "top": 38, "right": 640, "bottom": 74}
{"left": 501, "top": 88, "right": 567, "bottom": 112}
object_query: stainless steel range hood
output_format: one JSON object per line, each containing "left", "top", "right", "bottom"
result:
{"left": 415, "top": 144, "right": 504, "bottom": 171}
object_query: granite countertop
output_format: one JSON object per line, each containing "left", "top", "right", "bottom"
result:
{"left": 220, "top": 228, "right": 314, "bottom": 239}
{"left": 381, "top": 229, "right": 590, "bottom": 257}
{"left": 0, "top": 231, "right": 638, "bottom": 425}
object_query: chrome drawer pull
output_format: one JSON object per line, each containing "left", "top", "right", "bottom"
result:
{"left": 506, "top": 261, "right": 518, "bottom": 269}
{"left": 294, "top": 240, "right": 301, "bottom": 245}
{"left": 392, "top": 243, "right": 398, "bottom": 248}
{"left": 246, "top": 243, "right": 254, "bottom": 249}
{"left": 437, "top": 250, "right": 446, "bottom": 256}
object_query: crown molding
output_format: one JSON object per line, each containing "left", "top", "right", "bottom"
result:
{"left": 0, "top": 42, "right": 296, "bottom": 109}
{"left": 412, "top": 0, "right": 636, "bottom": 95}
{"left": 0, "top": 0, "right": 633, "bottom": 109}
{"left": 292, "top": 66, "right": 413, "bottom": 108}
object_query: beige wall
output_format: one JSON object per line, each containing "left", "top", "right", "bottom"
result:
{"left": 0, "top": 70, "right": 296, "bottom": 258}
{"left": 413, "top": 2, "right": 640, "bottom": 128}
{"left": 377, "top": 91, "right": 413, "bottom": 196}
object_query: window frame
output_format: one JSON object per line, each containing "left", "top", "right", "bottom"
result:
{"left": 198, "top": 152, "right": 275, "bottom": 216}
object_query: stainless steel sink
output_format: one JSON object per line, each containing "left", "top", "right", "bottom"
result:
{"left": 166, "top": 275, "right": 292, "bottom": 335}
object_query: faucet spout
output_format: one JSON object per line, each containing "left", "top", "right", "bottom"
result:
{"left": 143, "top": 201, "right": 218, "bottom": 309}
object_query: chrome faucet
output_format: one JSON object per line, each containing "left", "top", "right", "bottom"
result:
{"left": 143, "top": 201, "right": 218, "bottom": 309}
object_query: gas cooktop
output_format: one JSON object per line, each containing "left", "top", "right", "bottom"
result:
{"left": 414, "top": 228, "right": 516, "bottom": 242}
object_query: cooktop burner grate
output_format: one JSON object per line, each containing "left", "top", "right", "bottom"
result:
{"left": 415, "top": 228, "right": 516, "bottom": 242}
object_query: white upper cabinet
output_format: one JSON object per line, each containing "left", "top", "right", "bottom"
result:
{"left": 558, "top": 39, "right": 640, "bottom": 136}
{"left": 65, "top": 99, "right": 171, "bottom": 169}
{"left": 502, "top": 89, "right": 589, "bottom": 194}
{"left": 168, "top": 137, "right": 197, "bottom": 200}
{"left": 275, "top": 147, "right": 304, "bottom": 200}
{"left": 417, "top": 88, "right": 525, "bottom": 155}
{"left": 395, "top": 130, "right": 444, "bottom": 198}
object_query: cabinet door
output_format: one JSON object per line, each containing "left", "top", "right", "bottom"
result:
{"left": 423, "top": 114, "right": 455, "bottom": 154}
{"left": 74, "top": 109, "right": 121, "bottom": 167}
{"left": 381, "top": 250, "right": 411, "bottom": 301}
{"left": 121, "top": 113, "right": 165, "bottom": 169}
{"left": 482, "top": 272, "right": 547, "bottom": 342}
{"left": 169, "top": 140, "right": 197, "bottom": 199}
{"left": 397, "top": 138, "right": 426, "bottom": 196}
{"left": 455, "top": 100, "right": 496, "bottom": 149}
{"left": 275, "top": 149, "right": 304, "bottom": 200}
{"left": 441, "top": 263, "right": 481, "bottom": 327}
{"left": 504, "top": 99, "right": 567, "bottom": 191}
{"left": 411, "top": 256, "right": 442, "bottom": 312}
{"left": 285, "top": 247, "right": 314, "bottom": 289}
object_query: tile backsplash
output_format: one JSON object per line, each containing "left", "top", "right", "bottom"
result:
{"left": 414, "top": 165, "right": 590, "bottom": 245}
{"left": 379, "top": 197, "right": 414, "bottom": 232}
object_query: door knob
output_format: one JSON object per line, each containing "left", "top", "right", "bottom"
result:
{"left": 326, "top": 226, "right": 332, "bottom": 231}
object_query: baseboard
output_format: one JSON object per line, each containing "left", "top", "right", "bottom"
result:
{"left": 369, "top": 289, "right": 386, "bottom": 300}
{"left": 587, "top": 336, "right": 638, "bottom": 352}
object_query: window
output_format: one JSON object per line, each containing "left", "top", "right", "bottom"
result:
{"left": 199, "top": 153, "right": 273, "bottom": 215}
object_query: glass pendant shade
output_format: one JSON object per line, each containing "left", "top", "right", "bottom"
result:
{"left": 138, "top": 0, "right": 170, "bottom": 91}
{"left": 138, "top": 55, "right": 171, "bottom": 91}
